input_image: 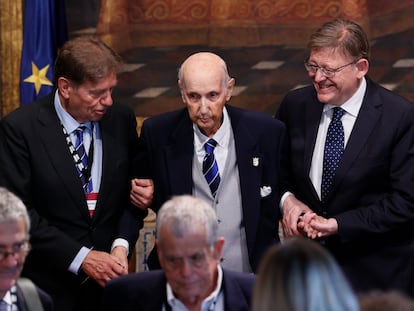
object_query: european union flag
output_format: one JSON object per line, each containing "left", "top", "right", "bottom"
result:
{"left": 20, "top": 0, "right": 68, "bottom": 106}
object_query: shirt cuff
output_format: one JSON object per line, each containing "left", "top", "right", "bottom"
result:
{"left": 69, "top": 246, "right": 91, "bottom": 275}
{"left": 280, "top": 191, "right": 294, "bottom": 213}
{"left": 111, "top": 238, "right": 129, "bottom": 256}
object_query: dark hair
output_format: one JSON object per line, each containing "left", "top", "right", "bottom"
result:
{"left": 54, "top": 36, "right": 122, "bottom": 85}
{"left": 308, "top": 19, "right": 370, "bottom": 61}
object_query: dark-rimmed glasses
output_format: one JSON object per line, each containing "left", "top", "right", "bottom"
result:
{"left": 304, "top": 60, "right": 359, "bottom": 78}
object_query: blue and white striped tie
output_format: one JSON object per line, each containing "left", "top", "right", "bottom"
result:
{"left": 203, "top": 139, "right": 220, "bottom": 197}
{"left": 74, "top": 126, "right": 92, "bottom": 193}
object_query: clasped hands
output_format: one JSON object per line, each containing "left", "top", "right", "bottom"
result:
{"left": 282, "top": 195, "right": 338, "bottom": 239}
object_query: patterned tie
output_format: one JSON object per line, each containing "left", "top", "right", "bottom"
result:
{"left": 203, "top": 139, "right": 220, "bottom": 197}
{"left": 321, "top": 107, "right": 345, "bottom": 202}
{"left": 74, "top": 126, "right": 92, "bottom": 193}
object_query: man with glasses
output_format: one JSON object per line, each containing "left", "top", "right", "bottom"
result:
{"left": 102, "top": 195, "right": 255, "bottom": 311}
{"left": 0, "top": 187, "right": 53, "bottom": 311}
{"left": 276, "top": 19, "right": 414, "bottom": 296}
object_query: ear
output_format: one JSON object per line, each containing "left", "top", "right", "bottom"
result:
{"left": 225, "top": 78, "right": 235, "bottom": 101}
{"left": 178, "top": 79, "right": 186, "bottom": 103}
{"left": 58, "top": 77, "right": 71, "bottom": 99}
{"left": 355, "top": 58, "right": 369, "bottom": 79}
{"left": 213, "top": 237, "right": 225, "bottom": 261}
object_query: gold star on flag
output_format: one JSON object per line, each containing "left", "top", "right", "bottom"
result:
{"left": 23, "top": 62, "right": 53, "bottom": 94}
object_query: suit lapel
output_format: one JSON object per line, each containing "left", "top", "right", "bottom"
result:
{"left": 227, "top": 106, "right": 261, "bottom": 252}
{"left": 165, "top": 111, "right": 194, "bottom": 194}
{"left": 332, "top": 81, "right": 382, "bottom": 196}
{"left": 222, "top": 270, "right": 250, "bottom": 311}
{"left": 95, "top": 109, "right": 117, "bottom": 218}
{"left": 305, "top": 97, "right": 324, "bottom": 201}
{"left": 37, "top": 96, "right": 89, "bottom": 218}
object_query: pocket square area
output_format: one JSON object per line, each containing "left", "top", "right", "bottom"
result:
{"left": 260, "top": 186, "right": 272, "bottom": 197}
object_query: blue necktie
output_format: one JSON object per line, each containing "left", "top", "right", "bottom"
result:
{"left": 203, "top": 139, "right": 220, "bottom": 197}
{"left": 321, "top": 107, "right": 345, "bottom": 202}
{"left": 74, "top": 126, "right": 92, "bottom": 193}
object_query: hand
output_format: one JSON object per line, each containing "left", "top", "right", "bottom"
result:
{"left": 130, "top": 178, "right": 154, "bottom": 210}
{"left": 282, "top": 195, "right": 313, "bottom": 237}
{"left": 81, "top": 250, "right": 127, "bottom": 287}
{"left": 111, "top": 246, "right": 129, "bottom": 274}
{"left": 309, "top": 216, "right": 338, "bottom": 238}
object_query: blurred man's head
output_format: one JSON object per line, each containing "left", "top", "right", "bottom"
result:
{"left": 0, "top": 188, "right": 31, "bottom": 299}
{"left": 156, "top": 195, "right": 224, "bottom": 308}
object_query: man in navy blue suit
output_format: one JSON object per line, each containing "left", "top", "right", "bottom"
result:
{"left": 277, "top": 19, "right": 414, "bottom": 296}
{"left": 131, "top": 52, "right": 287, "bottom": 273}
{"left": 102, "top": 195, "right": 255, "bottom": 311}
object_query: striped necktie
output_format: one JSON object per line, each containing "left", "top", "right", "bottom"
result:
{"left": 321, "top": 107, "right": 345, "bottom": 202}
{"left": 203, "top": 139, "right": 220, "bottom": 197}
{"left": 74, "top": 126, "right": 92, "bottom": 193}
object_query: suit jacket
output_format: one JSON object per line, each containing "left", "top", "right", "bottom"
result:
{"left": 136, "top": 105, "right": 287, "bottom": 271}
{"left": 16, "top": 284, "right": 54, "bottom": 311}
{"left": 102, "top": 269, "right": 255, "bottom": 311}
{"left": 0, "top": 93, "right": 146, "bottom": 311}
{"left": 276, "top": 77, "right": 414, "bottom": 295}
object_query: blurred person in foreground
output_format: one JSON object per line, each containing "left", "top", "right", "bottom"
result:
{"left": 359, "top": 290, "right": 414, "bottom": 311}
{"left": 103, "top": 195, "right": 255, "bottom": 311}
{"left": 131, "top": 51, "right": 287, "bottom": 273}
{"left": 253, "top": 237, "right": 360, "bottom": 311}
{"left": 0, "top": 187, "right": 53, "bottom": 311}
{"left": 276, "top": 18, "right": 414, "bottom": 295}
{"left": 0, "top": 36, "right": 152, "bottom": 311}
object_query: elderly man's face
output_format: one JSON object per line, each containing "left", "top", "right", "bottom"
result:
{"left": 58, "top": 72, "right": 117, "bottom": 123}
{"left": 179, "top": 55, "right": 234, "bottom": 138}
{"left": 157, "top": 225, "right": 223, "bottom": 307}
{"left": 0, "top": 217, "right": 29, "bottom": 298}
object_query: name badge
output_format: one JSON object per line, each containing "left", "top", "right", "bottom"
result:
{"left": 85, "top": 192, "right": 98, "bottom": 217}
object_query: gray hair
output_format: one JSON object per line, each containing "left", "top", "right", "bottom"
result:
{"left": 253, "top": 238, "right": 360, "bottom": 311}
{"left": 308, "top": 18, "right": 370, "bottom": 61}
{"left": 156, "top": 195, "right": 218, "bottom": 246}
{"left": 0, "top": 187, "right": 30, "bottom": 233}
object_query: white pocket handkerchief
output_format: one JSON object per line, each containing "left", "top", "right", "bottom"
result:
{"left": 260, "top": 186, "right": 272, "bottom": 198}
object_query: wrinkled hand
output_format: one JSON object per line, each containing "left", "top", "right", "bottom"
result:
{"left": 130, "top": 178, "right": 154, "bottom": 210}
{"left": 282, "top": 195, "right": 313, "bottom": 237}
{"left": 298, "top": 213, "right": 338, "bottom": 239}
{"left": 81, "top": 250, "right": 128, "bottom": 287}
{"left": 111, "top": 246, "right": 129, "bottom": 274}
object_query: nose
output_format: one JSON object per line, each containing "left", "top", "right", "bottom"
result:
{"left": 178, "top": 259, "right": 193, "bottom": 277}
{"left": 100, "top": 90, "right": 113, "bottom": 107}
{"left": 313, "top": 68, "right": 326, "bottom": 82}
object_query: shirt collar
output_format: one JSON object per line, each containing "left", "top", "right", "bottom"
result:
{"left": 323, "top": 77, "right": 366, "bottom": 117}
{"left": 54, "top": 89, "right": 92, "bottom": 134}
{"left": 166, "top": 265, "right": 223, "bottom": 309}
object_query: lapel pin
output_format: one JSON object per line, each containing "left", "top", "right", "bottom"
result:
{"left": 252, "top": 157, "right": 259, "bottom": 167}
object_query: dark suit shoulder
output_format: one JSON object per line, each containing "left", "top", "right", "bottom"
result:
{"left": 226, "top": 104, "right": 285, "bottom": 132}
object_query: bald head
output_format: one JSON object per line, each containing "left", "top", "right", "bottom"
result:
{"left": 178, "top": 52, "right": 230, "bottom": 86}
{"left": 177, "top": 52, "right": 235, "bottom": 137}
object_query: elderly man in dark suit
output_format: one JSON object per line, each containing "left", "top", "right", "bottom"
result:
{"left": 0, "top": 36, "right": 153, "bottom": 311}
{"left": 0, "top": 187, "right": 53, "bottom": 311}
{"left": 103, "top": 195, "right": 255, "bottom": 311}
{"left": 277, "top": 19, "right": 414, "bottom": 296}
{"left": 131, "top": 51, "right": 287, "bottom": 273}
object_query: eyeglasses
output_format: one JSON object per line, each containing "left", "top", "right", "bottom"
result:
{"left": 0, "top": 240, "right": 31, "bottom": 261}
{"left": 304, "top": 60, "right": 358, "bottom": 78}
